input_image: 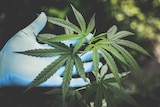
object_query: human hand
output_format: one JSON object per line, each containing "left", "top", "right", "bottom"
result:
{"left": 0, "top": 12, "right": 101, "bottom": 87}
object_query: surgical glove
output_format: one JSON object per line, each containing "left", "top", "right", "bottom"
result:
{"left": 0, "top": 12, "right": 99, "bottom": 87}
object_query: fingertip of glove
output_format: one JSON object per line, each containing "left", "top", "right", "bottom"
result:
{"left": 70, "top": 78, "right": 90, "bottom": 87}
{"left": 24, "top": 12, "right": 47, "bottom": 36}
{"left": 38, "top": 12, "right": 47, "bottom": 20}
{"left": 35, "top": 12, "right": 47, "bottom": 28}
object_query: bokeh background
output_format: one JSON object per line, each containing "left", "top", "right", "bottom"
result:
{"left": 0, "top": 0, "right": 160, "bottom": 107}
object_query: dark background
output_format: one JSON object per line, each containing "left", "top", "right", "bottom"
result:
{"left": 0, "top": 0, "right": 160, "bottom": 107}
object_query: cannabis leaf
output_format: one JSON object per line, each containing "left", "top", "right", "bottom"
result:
{"left": 71, "top": 5, "right": 86, "bottom": 33}
{"left": 19, "top": 41, "right": 87, "bottom": 99}
{"left": 47, "top": 17, "right": 81, "bottom": 34}
{"left": 17, "top": 48, "right": 69, "bottom": 57}
{"left": 62, "top": 55, "right": 74, "bottom": 100}
{"left": 92, "top": 47, "right": 100, "bottom": 81}
{"left": 84, "top": 70, "right": 137, "bottom": 107}
{"left": 25, "top": 54, "right": 69, "bottom": 92}
{"left": 43, "top": 4, "right": 95, "bottom": 55}
{"left": 74, "top": 54, "right": 87, "bottom": 81}
{"left": 85, "top": 25, "right": 150, "bottom": 83}
{"left": 64, "top": 17, "right": 74, "bottom": 34}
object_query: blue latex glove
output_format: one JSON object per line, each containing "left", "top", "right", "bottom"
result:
{"left": 0, "top": 12, "right": 100, "bottom": 87}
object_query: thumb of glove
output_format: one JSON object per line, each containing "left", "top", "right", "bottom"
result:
{"left": 23, "top": 12, "right": 47, "bottom": 36}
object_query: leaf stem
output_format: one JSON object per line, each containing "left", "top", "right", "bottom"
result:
{"left": 75, "top": 86, "right": 87, "bottom": 92}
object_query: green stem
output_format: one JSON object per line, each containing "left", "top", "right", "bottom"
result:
{"left": 75, "top": 86, "right": 87, "bottom": 91}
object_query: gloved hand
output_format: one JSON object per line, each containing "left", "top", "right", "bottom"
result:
{"left": 0, "top": 12, "right": 100, "bottom": 87}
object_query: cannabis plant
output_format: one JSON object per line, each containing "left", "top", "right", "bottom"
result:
{"left": 18, "top": 5, "right": 149, "bottom": 107}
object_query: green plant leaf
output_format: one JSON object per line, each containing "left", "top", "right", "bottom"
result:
{"left": 111, "top": 31, "right": 134, "bottom": 40}
{"left": 74, "top": 54, "right": 87, "bottom": 81}
{"left": 94, "top": 85, "right": 103, "bottom": 107}
{"left": 92, "top": 47, "right": 99, "bottom": 80}
{"left": 67, "top": 89, "right": 84, "bottom": 107}
{"left": 25, "top": 54, "right": 69, "bottom": 92}
{"left": 71, "top": 5, "right": 86, "bottom": 33}
{"left": 107, "top": 25, "right": 117, "bottom": 39}
{"left": 103, "top": 85, "right": 116, "bottom": 107}
{"left": 65, "top": 17, "right": 74, "bottom": 34}
{"left": 47, "top": 34, "right": 81, "bottom": 42}
{"left": 83, "top": 83, "right": 97, "bottom": 100}
{"left": 16, "top": 48, "right": 69, "bottom": 57}
{"left": 99, "top": 48, "right": 120, "bottom": 83}
{"left": 20, "top": 6, "right": 149, "bottom": 107}
{"left": 95, "top": 39, "right": 113, "bottom": 45}
{"left": 47, "top": 17, "right": 81, "bottom": 34}
{"left": 62, "top": 55, "right": 74, "bottom": 100}
{"left": 99, "top": 45, "right": 128, "bottom": 65}
{"left": 107, "top": 83, "right": 138, "bottom": 107}
{"left": 86, "top": 14, "right": 96, "bottom": 34}
{"left": 112, "top": 43, "right": 145, "bottom": 80}
{"left": 116, "top": 39, "right": 150, "bottom": 56}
